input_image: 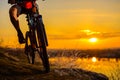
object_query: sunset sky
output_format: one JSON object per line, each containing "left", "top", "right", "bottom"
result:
{"left": 0, "top": 0, "right": 120, "bottom": 49}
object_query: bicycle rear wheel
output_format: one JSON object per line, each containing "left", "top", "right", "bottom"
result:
{"left": 25, "top": 31, "right": 35, "bottom": 64}
{"left": 36, "top": 15, "right": 50, "bottom": 73}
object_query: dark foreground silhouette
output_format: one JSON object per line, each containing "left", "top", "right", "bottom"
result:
{"left": 0, "top": 47, "right": 108, "bottom": 80}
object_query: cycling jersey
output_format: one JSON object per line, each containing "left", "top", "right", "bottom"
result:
{"left": 18, "top": 0, "right": 36, "bottom": 9}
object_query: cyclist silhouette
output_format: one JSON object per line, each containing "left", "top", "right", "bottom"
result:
{"left": 9, "top": 0, "right": 38, "bottom": 44}
{"left": 9, "top": 0, "right": 50, "bottom": 72}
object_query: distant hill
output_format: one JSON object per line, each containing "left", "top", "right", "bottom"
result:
{"left": 48, "top": 48, "right": 120, "bottom": 58}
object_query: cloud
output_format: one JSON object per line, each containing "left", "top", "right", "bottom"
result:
{"left": 48, "top": 34, "right": 80, "bottom": 40}
{"left": 48, "top": 30, "right": 120, "bottom": 40}
{"left": 78, "top": 30, "right": 120, "bottom": 39}
{"left": 99, "top": 32, "right": 120, "bottom": 39}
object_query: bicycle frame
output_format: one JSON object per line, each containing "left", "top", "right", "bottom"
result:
{"left": 26, "top": 7, "right": 48, "bottom": 47}
{"left": 24, "top": 2, "right": 50, "bottom": 72}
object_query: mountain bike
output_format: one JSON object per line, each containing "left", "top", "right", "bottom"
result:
{"left": 23, "top": 1, "right": 50, "bottom": 73}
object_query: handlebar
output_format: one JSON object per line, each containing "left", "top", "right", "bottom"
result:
{"left": 17, "top": 0, "right": 45, "bottom": 3}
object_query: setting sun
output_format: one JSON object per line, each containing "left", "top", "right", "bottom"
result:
{"left": 89, "top": 38, "right": 98, "bottom": 43}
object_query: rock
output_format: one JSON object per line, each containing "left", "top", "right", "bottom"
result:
{"left": 54, "top": 68, "right": 109, "bottom": 80}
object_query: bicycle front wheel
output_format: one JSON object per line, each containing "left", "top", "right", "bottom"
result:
{"left": 36, "top": 15, "right": 50, "bottom": 73}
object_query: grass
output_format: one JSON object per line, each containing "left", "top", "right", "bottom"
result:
{"left": 48, "top": 49, "right": 120, "bottom": 80}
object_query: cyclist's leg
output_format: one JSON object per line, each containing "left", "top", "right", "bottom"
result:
{"left": 9, "top": 5, "right": 25, "bottom": 44}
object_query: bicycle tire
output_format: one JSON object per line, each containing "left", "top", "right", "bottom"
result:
{"left": 25, "top": 31, "right": 35, "bottom": 64}
{"left": 36, "top": 16, "right": 50, "bottom": 73}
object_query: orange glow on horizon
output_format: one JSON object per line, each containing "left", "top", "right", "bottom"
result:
{"left": 0, "top": 0, "right": 120, "bottom": 49}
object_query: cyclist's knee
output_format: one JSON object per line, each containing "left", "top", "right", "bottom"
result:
{"left": 9, "top": 5, "right": 21, "bottom": 19}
